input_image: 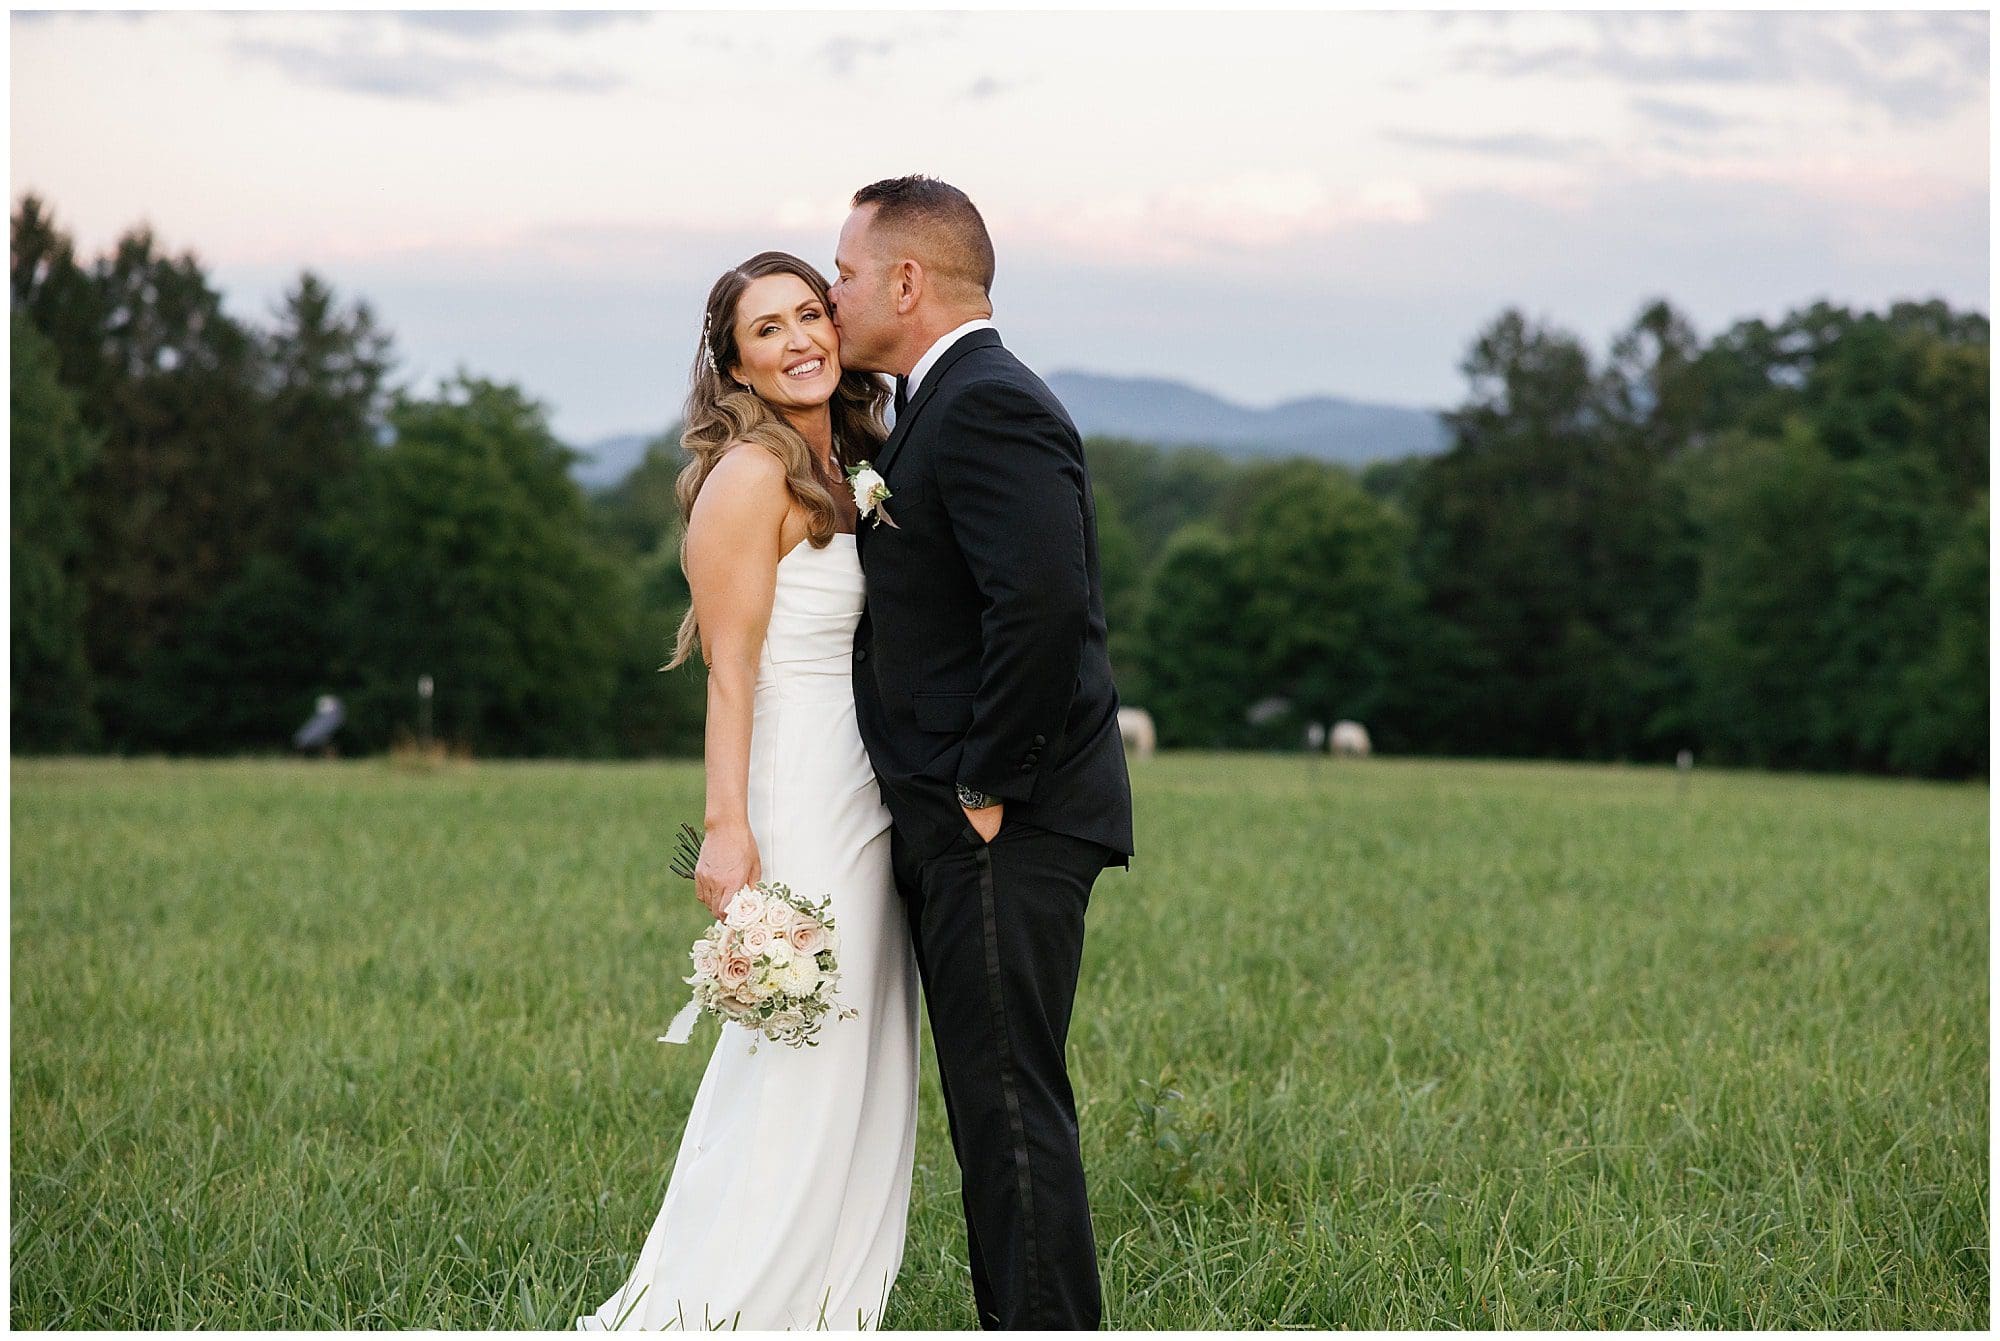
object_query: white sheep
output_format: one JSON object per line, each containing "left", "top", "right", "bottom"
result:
{"left": 1331, "top": 720, "right": 1372, "bottom": 758}
{"left": 1118, "top": 707, "right": 1157, "bottom": 760}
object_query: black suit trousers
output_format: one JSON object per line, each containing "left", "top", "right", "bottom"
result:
{"left": 891, "top": 813, "right": 1111, "bottom": 1330}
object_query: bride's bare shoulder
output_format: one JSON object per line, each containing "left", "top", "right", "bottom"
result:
{"left": 709, "top": 439, "right": 786, "bottom": 484}
{"left": 693, "top": 441, "right": 788, "bottom": 521}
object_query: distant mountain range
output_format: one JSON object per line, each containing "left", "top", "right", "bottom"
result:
{"left": 569, "top": 373, "right": 1449, "bottom": 490}
{"left": 570, "top": 432, "right": 656, "bottom": 492}
{"left": 1046, "top": 372, "right": 1450, "bottom": 465}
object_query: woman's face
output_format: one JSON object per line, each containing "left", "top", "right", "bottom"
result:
{"left": 728, "top": 274, "right": 841, "bottom": 411}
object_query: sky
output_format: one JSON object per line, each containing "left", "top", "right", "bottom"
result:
{"left": 10, "top": 6, "right": 1991, "bottom": 444}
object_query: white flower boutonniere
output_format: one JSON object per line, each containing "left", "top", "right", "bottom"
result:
{"left": 846, "top": 461, "right": 898, "bottom": 528}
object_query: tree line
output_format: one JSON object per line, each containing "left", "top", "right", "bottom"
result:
{"left": 11, "top": 195, "right": 1987, "bottom": 777}
{"left": 1103, "top": 300, "right": 1985, "bottom": 776}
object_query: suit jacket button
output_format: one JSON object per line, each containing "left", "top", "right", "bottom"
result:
{"left": 1032, "top": 734, "right": 1046, "bottom": 746}
{"left": 855, "top": 649, "right": 868, "bottom": 662}
{"left": 1018, "top": 763, "right": 1032, "bottom": 773}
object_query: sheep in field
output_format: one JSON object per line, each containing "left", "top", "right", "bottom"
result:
{"left": 1331, "top": 720, "right": 1372, "bottom": 758}
{"left": 1118, "top": 707, "right": 1157, "bottom": 760}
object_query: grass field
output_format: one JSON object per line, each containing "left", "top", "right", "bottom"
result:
{"left": 9, "top": 752, "right": 1988, "bottom": 1328}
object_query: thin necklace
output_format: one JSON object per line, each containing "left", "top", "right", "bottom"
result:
{"left": 815, "top": 436, "right": 855, "bottom": 529}
{"left": 810, "top": 442, "right": 840, "bottom": 491}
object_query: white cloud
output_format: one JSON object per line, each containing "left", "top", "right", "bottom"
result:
{"left": 1001, "top": 173, "right": 1432, "bottom": 265}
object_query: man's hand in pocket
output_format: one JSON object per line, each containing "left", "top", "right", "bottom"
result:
{"left": 962, "top": 802, "right": 1004, "bottom": 843}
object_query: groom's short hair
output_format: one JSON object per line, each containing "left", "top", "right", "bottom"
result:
{"left": 852, "top": 176, "right": 995, "bottom": 299}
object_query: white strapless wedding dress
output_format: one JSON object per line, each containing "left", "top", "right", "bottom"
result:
{"left": 577, "top": 532, "right": 920, "bottom": 1331}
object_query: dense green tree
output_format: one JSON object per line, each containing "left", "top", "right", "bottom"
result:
{"left": 587, "top": 427, "right": 685, "bottom": 560}
{"left": 324, "top": 375, "right": 628, "bottom": 756}
{"left": 1682, "top": 420, "right": 1848, "bottom": 767}
{"left": 1820, "top": 451, "right": 1962, "bottom": 769}
{"left": 1603, "top": 298, "right": 1706, "bottom": 459}
{"left": 592, "top": 433, "right": 708, "bottom": 757}
{"left": 13, "top": 202, "right": 387, "bottom": 751}
{"left": 1593, "top": 299, "right": 1706, "bottom": 754}
{"left": 70, "top": 225, "right": 280, "bottom": 746}
{"left": 1135, "top": 525, "right": 1257, "bottom": 747}
{"left": 1409, "top": 310, "right": 1608, "bottom": 757}
{"left": 1227, "top": 459, "right": 1421, "bottom": 734}
{"left": 116, "top": 274, "right": 402, "bottom": 754}
{"left": 1684, "top": 423, "right": 1986, "bottom": 777}
{"left": 118, "top": 552, "right": 334, "bottom": 754}
{"left": 1692, "top": 300, "right": 1987, "bottom": 465}
{"left": 1358, "top": 454, "right": 1424, "bottom": 511}
{"left": 605, "top": 526, "right": 708, "bottom": 758}
{"left": 1409, "top": 304, "right": 1712, "bottom": 762}
{"left": 1678, "top": 304, "right": 1986, "bottom": 774}
{"left": 1370, "top": 598, "right": 1493, "bottom": 759}
{"left": 1083, "top": 437, "right": 1239, "bottom": 565}
{"left": 10, "top": 312, "right": 101, "bottom": 751}
{"left": 10, "top": 195, "right": 109, "bottom": 410}
{"left": 1901, "top": 325, "right": 1990, "bottom": 506}
{"left": 1091, "top": 486, "right": 1148, "bottom": 702}
{"left": 261, "top": 271, "right": 396, "bottom": 526}
{"left": 1891, "top": 498, "right": 1988, "bottom": 776}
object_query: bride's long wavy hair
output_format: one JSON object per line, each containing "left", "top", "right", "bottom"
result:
{"left": 666, "top": 251, "right": 890, "bottom": 670}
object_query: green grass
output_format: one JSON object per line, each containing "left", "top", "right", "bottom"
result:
{"left": 10, "top": 753, "right": 1988, "bottom": 1328}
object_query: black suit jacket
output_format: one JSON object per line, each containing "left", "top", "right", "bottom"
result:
{"left": 853, "top": 328, "right": 1134, "bottom": 866}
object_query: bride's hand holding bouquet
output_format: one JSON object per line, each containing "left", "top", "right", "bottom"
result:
{"left": 693, "top": 820, "right": 760, "bottom": 918}
{"left": 661, "top": 823, "right": 857, "bottom": 1051}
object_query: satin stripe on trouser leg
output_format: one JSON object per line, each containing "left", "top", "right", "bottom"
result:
{"left": 893, "top": 830, "right": 1001, "bottom": 1327}
{"left": 896, "top": 817, "right": 1107, "bottom": 1330}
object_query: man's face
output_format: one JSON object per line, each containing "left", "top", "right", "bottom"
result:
{"left": 829, "top": 205, "right": 898, "bottom": 374}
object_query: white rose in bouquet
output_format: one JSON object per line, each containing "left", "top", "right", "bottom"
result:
{"left": 723, "top": 889, "right": 767, "bottom": 929}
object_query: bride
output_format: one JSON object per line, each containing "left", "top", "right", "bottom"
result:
{"left": 576, "top": 253, "right": 920, "bottom": 1331}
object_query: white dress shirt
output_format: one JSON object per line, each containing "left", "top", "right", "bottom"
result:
{"left": 906, "top": 318, "right": 996, "bottom": 400}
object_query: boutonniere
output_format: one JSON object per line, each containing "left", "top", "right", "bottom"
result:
{"left": 846, "top": 460, "right": 898, "bottom": 528}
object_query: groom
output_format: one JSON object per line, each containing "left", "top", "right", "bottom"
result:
{"left": 832, "top": 176, "right": 1134, "bottom": 1330}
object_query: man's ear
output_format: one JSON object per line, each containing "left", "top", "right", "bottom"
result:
{"left": 894, "top": 258, "right": 924, "bottom": 316}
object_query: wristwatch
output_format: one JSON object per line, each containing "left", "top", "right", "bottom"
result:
{"left": 955, "top": 783, "right": 997, "bottom": 810}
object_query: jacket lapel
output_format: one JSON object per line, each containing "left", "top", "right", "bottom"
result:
{"left": 870, "top": 328, "right": 1002, "bottom": 484}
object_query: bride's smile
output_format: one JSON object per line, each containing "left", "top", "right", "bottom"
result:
{"left": 729, "top": 274, "right": 842, "bottom": 410}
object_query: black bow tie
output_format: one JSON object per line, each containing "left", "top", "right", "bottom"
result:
{"left": 893, "top": 374, "right": 909, "bottom": 418}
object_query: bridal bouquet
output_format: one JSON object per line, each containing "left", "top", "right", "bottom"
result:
{"left": 658, "top": 825, "right": 856, "bottom": 1051}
